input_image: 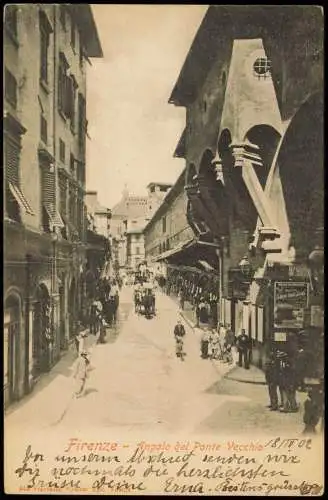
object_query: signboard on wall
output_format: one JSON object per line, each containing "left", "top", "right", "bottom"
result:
{"left": 273, "top": 281, "right": 309, "bottom": 329}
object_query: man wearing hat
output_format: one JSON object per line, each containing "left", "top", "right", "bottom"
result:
{"left": 264, "top": 351, "right": 280, "bottom": 411}
{"left": 277, "top": 350, "right": 298, "bottom": 413}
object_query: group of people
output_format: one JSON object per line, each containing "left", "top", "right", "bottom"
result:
{"left": 200, "top": 324, "right": 251, "bottom": 367}
{"left": 264, "top": 347, "right": 324, "bottom": 431}
{"left": 134, "top": 281, "right": 156, "bottom": 317}
{"left": 167, "top": 272, "right": 219, "bottom": 327}
{"left": 89, "top": 277, "right": 120, "bottom": 337}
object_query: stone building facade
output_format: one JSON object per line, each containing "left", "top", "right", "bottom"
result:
{"left": 144, "top": 169, "right": 193, "bottom": 261}
{"left": 169, "top": 6, "right": 323, "bottom": 370}
{"left": 4, "top": 4, "right": 102, "bottom": 407}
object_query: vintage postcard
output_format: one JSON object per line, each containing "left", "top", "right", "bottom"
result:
{"left": 4, "top": 4, "right": 324, "bottom": 495}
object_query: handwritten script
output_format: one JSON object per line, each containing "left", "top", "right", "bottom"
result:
{"left": 9, "top": 437, "right": 323, "bottom": 495}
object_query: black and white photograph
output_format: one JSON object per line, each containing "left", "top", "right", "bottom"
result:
{"left": 4, "top": 4, "right": 324, "bottom": 495}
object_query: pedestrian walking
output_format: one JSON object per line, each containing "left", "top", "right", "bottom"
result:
{"left": 209, "top": 329, "right": 220, "bottom": 359}
{"left": 75, "top": 330, "right": 88, "bottom": 356}
{"left": 200, "top": 328, "right": 211, "bottom": 359}
{"left": 195, "top": 300, "right": 200, "bottom": 327}
{"left": 218, "top": 323, "right": 226, "bottom": 360}
{"left": 178, "top": 289, "right": 185, "bottom": 310}
{"left": 277, "top": 351, "right": 298, "bottom": 413}
{"left": 74, "top": 351, "right": 90, "bottom": 398}
{"left": 223, "top": 325, "right": 235, "bottom": 364}
{"left": 264, "top": 351, "right": 280, "bottom": 411}
{"left": 236, "top": 329, "right": 251, "bottom": 369}
{"left": 295, "top": 347, "right": 307, "bottom": 392}
{"left": 174, "top": 319, "right": 186, "bottom": 360}
{"left": 89, "top": 298, "right": 102, "bottom": 335}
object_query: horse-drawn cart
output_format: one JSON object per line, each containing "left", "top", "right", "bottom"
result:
{"left": 134, "top": 284, "right": 156, "bottom": 318}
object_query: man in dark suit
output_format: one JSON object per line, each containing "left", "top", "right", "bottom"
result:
{"left": 174, "top": 320, "right": 186, "bottom": 360}
{"left": 236, "top": 329, "right": 251, "bottom": 369}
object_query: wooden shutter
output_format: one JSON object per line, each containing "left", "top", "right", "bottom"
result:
{"left": 41, "top": 166, "right": 55, "bottom": 210}
{"left": 4, "top": 135, "right": 20, "bottom": 185}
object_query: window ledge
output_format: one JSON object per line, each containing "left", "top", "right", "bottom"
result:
{"left": 39, "top": 79, "right": 50, "bottom": 94}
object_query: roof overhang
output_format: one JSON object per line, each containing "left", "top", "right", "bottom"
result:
{"left": 70, "top": 4, "right": 103, "bottom": 58}
{"left": 169, "top": 5, "right": 319, "bottom": 107}
{"left": 174, "top": 128, "right": 186, "bottom": 158}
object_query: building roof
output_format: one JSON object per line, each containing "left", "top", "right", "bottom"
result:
{"left": 169, "top": 5, "right": 319, "bottom": 107}
{"left": 70, "top": 5, "right": 103, "bottom": 58}
{"left": 111, "top": 195, "right": 149, "bottom": 218}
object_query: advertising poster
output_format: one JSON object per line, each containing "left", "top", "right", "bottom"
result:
{"left": 273, "top": 282, "right": 309, "bottom": 329}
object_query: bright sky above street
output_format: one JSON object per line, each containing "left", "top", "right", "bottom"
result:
{"left": 86, "top": 5, "right": 207, "bottom": 208}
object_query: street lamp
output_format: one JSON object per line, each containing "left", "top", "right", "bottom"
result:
{"left": 239, "top": 254, "right": 252, "bottom": 278}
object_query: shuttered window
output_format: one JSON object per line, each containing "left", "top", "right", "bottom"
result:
{"left": 39, "top": 10, "right": 52, "bottom": 84}
{"left": 40, "top": 164, "right": 63, "bottom": 232}
{"left": 41, "top": 166, "right": 55, "bottom": 211}
{"left": 5, "top": 135, "right": 20, "bottom": 185}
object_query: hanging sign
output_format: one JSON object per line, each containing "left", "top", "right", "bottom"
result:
{"left": 273, "top": 281, "right": 309, "bottom": 329}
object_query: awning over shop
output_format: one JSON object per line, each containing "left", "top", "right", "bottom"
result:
{"left": 154, "top": 237, "right": 220, "bottom": 274}
{"left": 167, "top": 263, "right": 206, "bottom": 275}
{"left": 154, "top": 238, "right": 195, "bottom": 262}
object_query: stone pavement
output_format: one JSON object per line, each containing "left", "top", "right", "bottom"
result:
{"left": 167, "top": 291, "right": 314, "bottom": 436}
{"left": 5, "top": 287, "right": 318, "bottom": 437}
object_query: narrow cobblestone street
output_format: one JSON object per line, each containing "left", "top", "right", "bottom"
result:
{"left": 5, "top": 287, "right": 309, "bottom": 437}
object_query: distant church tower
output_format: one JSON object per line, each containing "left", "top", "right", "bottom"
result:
{"left": 122, "top": 183, "right": 129, "bottom": 200}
